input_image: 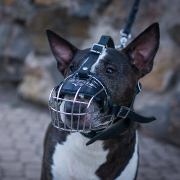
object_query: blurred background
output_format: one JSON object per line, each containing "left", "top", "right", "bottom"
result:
{"left": 0, "top": 0, "right": 180, "bottom": 179}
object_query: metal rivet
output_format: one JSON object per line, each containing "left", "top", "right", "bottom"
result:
{"left": 82, "top": 67, "right": 88, "bottom": 70}
{"left": 79, "top": 93, "right": 84, "bottom": 99}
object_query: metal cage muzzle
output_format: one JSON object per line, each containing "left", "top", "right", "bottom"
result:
{"left": 49, "top": 73, "right": 114, "bottom": 132}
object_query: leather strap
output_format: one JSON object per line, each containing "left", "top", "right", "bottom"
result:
{"left": 98, "top": 35, "right": 115, "bottom": 48}
{"left": 78, "top": 36, "right": 115, "bottom": 78}
{"left": 76, "top": 36, "right": 156, "bottom": 146}
{"left": 84, "top": 109, "right": 155, "bottom": 146}
{"left": 111, "top": 105, "right": 156, "bottom": 123}
{"left": 78, "top": 52, "right": 100, "bottom": 78}
{"left": 81, "top": 83, "right": 156, "bottom": 146}
{"left": 85, "top": 118, "right": 127, "bottom": 146}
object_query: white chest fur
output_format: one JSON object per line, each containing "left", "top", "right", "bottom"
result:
{"left": 51, "top": 131, "right": 138, "bottom": 180}
{"left": 51, "top": 133, "right": 108, "bottom": 180}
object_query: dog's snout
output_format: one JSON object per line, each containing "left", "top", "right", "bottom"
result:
{"left": 65, "top": 101, "right": 73, "bottom": 113}
{"left": 65, "top": 101, "right": 86, "bottom": 114}
{"left": 58, "top": 94, "right": 101, "bottom": 130}
{"left": 64, "top": 101, "right": 88, "bottom": 126}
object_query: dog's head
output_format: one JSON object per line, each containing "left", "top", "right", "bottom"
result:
{"left": 47, "top": 23, "right": 159, "bottom": 132}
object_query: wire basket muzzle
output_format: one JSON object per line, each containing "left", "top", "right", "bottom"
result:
{"left": 49, "top": 74, "right": 114, "bottom": 132}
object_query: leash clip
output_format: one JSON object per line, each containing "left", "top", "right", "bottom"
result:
{"left": 115, "top": 29, "right": 132, "bottom": 49}
{"left": 120, "top": 29, "right": 132, "bottom": 39}
{"left": 120, "top": 29, "right": 131, "bottom": 48}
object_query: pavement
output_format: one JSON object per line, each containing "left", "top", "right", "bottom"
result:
{"left": 0, "top": 83, "right": 180, "bottom": 180}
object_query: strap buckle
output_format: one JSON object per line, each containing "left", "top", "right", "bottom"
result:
{"left": 90, "top": 43, "right": 105, "bottom": 54}
{"left": 117, "top": 106, "right": 130, "bottom": 119}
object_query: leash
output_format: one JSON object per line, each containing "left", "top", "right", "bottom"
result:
{"left": 115, "top": 0, "right": 141, "bottom": 49}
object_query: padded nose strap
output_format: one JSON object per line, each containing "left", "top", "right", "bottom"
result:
{"left": 78, "top": 36, "right": 115, "bottom": 78}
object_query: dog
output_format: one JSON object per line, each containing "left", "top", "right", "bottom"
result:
{"left": 41, "top": 23, "right": 160, "bottom": 180}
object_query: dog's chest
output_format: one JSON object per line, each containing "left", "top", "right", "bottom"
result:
{"left": 51, "top": 132, "right": 138, "bottom": 180}
{"left": 51, "top": 133, "right": 108, "bottom": 180}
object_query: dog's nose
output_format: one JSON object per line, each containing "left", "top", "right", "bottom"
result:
{"left": 65, "top": 101, "right": 86, "bottom": 114}
{"left": 64, "top": 101, "right": 87, "bottom": 123}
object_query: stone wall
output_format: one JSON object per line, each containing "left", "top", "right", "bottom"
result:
{"left": 1, "top": 0, "right": 180, "bottom": 145}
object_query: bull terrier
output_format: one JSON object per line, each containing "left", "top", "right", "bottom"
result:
{"left": 41, "top": 22, "right": 160, "bottom": 180}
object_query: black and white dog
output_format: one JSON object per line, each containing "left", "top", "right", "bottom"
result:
{"left": 41, "top": 23, "right": 159, "bottom": 180}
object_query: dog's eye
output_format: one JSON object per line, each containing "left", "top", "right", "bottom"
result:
{"left": 106, "top": 67, "right": 116, "bottom": 74}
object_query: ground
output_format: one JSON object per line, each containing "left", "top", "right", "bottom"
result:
{"left": 0, "top": 83, "right": 179, "bottom": 180}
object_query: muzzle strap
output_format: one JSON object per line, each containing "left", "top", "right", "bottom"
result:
{"left": 84, "top": 108, "right": 156, "bottom": 146}
{"left": 98, "top": 35, "right": 115, "bottom": 48}
{"left": 78, "top": 36, "right": 115, "bottom": 78}
{"left": 82, "top": 82, "right": 156, "bottom": 146}
{"left": 84, "top": 118, "right": 127, "bottom": 146}
{"left": 110, "top": 105, "right": 156, "bottom": 123}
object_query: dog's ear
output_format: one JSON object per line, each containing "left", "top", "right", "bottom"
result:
{"left": 46, "top": 29, "right": 79, "bottom": 76}
{"left": 122, "top": 22, "right": 160, "bottom": 78}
